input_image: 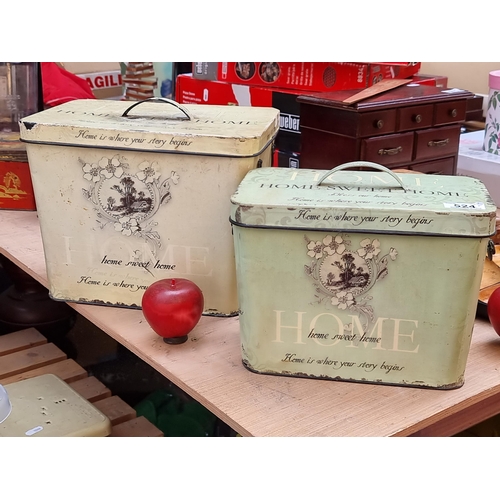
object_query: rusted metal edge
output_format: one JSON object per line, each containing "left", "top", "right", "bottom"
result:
{"left": 19, "top": 131, "right": 279, "bottom": 159}
{"left": 241, "top": 359, "right": 465, "bottom": 391}
{"left": 229, "top": 216, "right": 496, "bottom": 239}
{"left": 47, "top": 293, "right": 239, "bottom": 317}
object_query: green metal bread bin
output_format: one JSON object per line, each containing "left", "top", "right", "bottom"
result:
{"left": 230, "top": 162, "right": 496, "bottom": 389}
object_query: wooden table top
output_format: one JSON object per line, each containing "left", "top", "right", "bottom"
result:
{"left": 2, "top": 209, "right": 500, "bottom": 437}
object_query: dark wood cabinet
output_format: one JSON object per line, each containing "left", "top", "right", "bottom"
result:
{"left": 297, "top": 85, "right": 474, "bottom": 173}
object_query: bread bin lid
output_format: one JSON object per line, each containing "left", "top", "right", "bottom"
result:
{"left": 19, "top": 98, "right": 280, "bottom": 158}
{"left": 230, "top": 162, "right": 497, "bottom": 237}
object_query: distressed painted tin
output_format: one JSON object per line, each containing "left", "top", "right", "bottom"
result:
{"left": 230, "top": 162, "right": 497, "bottom": 388}
{"left": 19, "top": 98, "right": 279, "bottom": 315}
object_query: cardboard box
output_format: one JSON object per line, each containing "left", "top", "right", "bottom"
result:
{"left": 176, "top": 73, "right": 303, "bottom": 152}
{"left": 60, "top": 62, "right": 120, "bottom": 74}
{"left": 0, "top": 158, "right": 36, "bottom": 211}
{"left": 412, "top": 73, "right": 449, "bottom": 88}
{"left": 78, "top": 70, "right": 123, "bottom": 100}
{"left": 192, "top": 62, "right": 421, "bottom": 92}
{"left": 59, "top": 63, "right": 123, "bottom": 100}
{"left": 457, "top": 130, "right": 500, "bottom": 207}
{"left": 0, "top": 134, "right": 36, "bottom": 210}
{"left": 368, "top": 63, "right": 421, "bottom": 82}
{"left": 192, "top": 62, "right": 218, "bottom": 81}
{"left": 273, "top": 149, "right": 300, "bottom": 168}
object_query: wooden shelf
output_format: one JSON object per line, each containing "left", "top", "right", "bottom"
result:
{"left": 0, "top": 327, "right": 164, "bottom": 437}
{"left": 2, "top": 209, "right": 500, "bottom": 436}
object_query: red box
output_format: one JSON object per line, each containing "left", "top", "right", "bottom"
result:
{"left": 272, "top": 149, "right": 300, "bottom": 168}
{"left": 369, "top": 63, "right": 421, "bottom": 83}
{"left": 175, "top": 73, "right": 309, "bottom": 152}
{"left": 411, "top": 73, "right": 449, "bottom": 88}
{"left": 0, "top": 159, "right": 36, "bottom": 210}
{"left": 197, "top": 62, "right": 420, "bottom": 92}
{"left": 0, "top": 135, "right": 36, "bottom": 211}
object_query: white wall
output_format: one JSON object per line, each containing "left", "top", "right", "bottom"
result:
{"left": 420, "top": 62, "right": 500, "bottom": 96}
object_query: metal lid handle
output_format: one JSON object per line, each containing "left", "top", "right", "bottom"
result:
{"left": 316, "top": 161, "right": 406, "bottom": 190}
{"left": 122, "top": 97, "right": 192, "bottom": 120}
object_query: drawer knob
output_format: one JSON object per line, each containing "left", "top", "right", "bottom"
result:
{"left": 449, "top": 108, "right": 458, "bottom": 118}
{"left": 375, "top": 119, "right": 384, "bottom": 129}
{"left": 427, "top": 138, "right": 450, "bottom": 147}
{"left": 413, "top": 114, "right": 422, "bottom": 123}
{"left": 378, "top": 146, "right": 402, "bottom": 156}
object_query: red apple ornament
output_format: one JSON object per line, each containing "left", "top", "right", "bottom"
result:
{"left": 142, "top": 278, "right": 204, "bottom": 344}
{"left": 488, "top": 286, "right": 500, "bottom": 337}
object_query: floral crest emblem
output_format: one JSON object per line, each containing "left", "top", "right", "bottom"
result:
{"left": 80, "top": 154, "right": 179, "bottom": 255}
{"left": 304, "top": 233, "right": 398, "bottom": 334}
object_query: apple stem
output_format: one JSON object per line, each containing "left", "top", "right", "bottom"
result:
{"left": 171, "top": 278, "right": 176, "bottom": 287}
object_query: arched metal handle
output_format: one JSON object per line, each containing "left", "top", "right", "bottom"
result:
{"left": 316, "top": 161, "right": 407, "bottom": 190}
{"left": 378, "top": 146, "right": 402, "bottom": 156}
{"left": 427, "top": 138, "right": 449, "bottom": 147}
{"left": 122, "top": 97, "right": 192, "bottom": 120}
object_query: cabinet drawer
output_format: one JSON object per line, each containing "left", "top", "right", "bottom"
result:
{"left": 358, "top": 109, "right": 397, "bottom": 137}
{"left": 398, "top": 157, "right": 456, "bottom": 175}
{"left": 361, "top": 132, "right": 414, "bottom": 166}
{"left": 434, "top": 99, "right": 467, "bottom": 125}
{"left": 414, "top": 125, "right": 461, "bottom": 162}
{"left": 398, "top": 104, "right": 434, "bottom": 131}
